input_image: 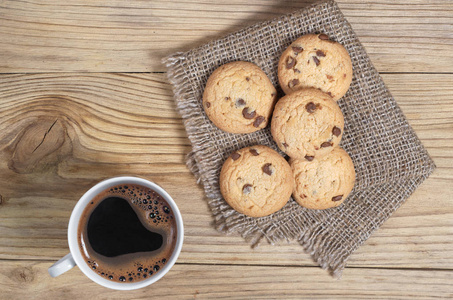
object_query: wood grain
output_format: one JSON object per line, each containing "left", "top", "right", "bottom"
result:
{"left": 1, "top": 1, "right": 451, "bottom": 297}
{"left": 1, "top": 260, "right": 452, "bottom": 299}
{"left": 0, "top": 0, "right": 452, "bottom": 73}
{"left": 0, "top": 73, "right": 451, "bottom": 270}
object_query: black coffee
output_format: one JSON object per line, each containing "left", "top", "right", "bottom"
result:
{"left": 77, "top": 184, "right": 178, "bottom": 283}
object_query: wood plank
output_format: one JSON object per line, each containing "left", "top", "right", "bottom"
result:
{"left": 0, "top": 0, "right": 451, "bottom": 73}
{"left": 1, "top": 260, "right": 452, "bottom": 299}
{"left": 0, "top": 73, "right": 452, "bottom": 270}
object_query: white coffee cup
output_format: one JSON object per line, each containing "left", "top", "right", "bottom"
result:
{"left": 48, "top": 176, "right": 184, "bottom": 290}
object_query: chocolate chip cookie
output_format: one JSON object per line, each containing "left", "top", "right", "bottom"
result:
{"left": 220, "top": 145, "right": 294, "bottom": 217}
{"left": 271, "top": 88, "right": 344, "bottom": 161}
{"left": 203, "top": 61, "right": 278, "bottom": 133}
{"left": 291, "top": 147, "right": 355, "bottom": 210}
{"left": 278, "top": 33, "right": 353, "bottom": 101}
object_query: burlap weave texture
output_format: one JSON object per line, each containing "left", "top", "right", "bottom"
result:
{"left": 164, "top": 0, "right": 435, "bottom": 276}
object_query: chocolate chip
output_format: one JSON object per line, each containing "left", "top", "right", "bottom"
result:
{"left": 242, "top": 107, "right": 256, "bottom": 119}
{"left": 304, "top": 155, "right": 314, "bottom": 161}
{"left": 262, "top": 163, "right": 273, "bottom": 175}
{"left": 205, "top": 102, "right": 211, "bottom": 108}
{"left": 286, "top": 56, "right": 296, "bottom": 69}
{"left": 332, "top": 195, "right": 343, "bottom": 202}
{"left": 313, "top": 56, "right": 320, "bottom": 66}
{"left": 327, "top": 92, "right": 333, "bottom": 98}
{"left": 250, "top": 149, "right": 259, "bottom": 156}
{"left": 343, "top": 73, "right": 347, "bottom": 78}
{"left": 326, "top": 75, "right": 334, "bottom": 80}
{"left": 294, "top": 68, "right": 301, "bottom": 74}
{"left": 236, "top": 98, "right": 246, "bottom": 107}
{"left": 282, "top": 142, "right": 289, "bottom": 148}
{"left": 332, "top": 126, "right": 341, "bottom": 137}
{"left": 292, "top": 46, "right": 303, "bottom": 54}
{"left": 253, "top": 115, "right": 265, "bottom": 127}
{"left": 246, "top": 77, "right": 250, "bottom": 81}
{"left": 225, "top": 97, "right": 230, "bottom": 101}
{"left": 288, "top": 79, "right": 299, "bottom": 88}
{"left": 318, "top": 34, "right": 329, "bottom": 40}
{"left": 305, "top": 102, "right": 317, "bottom": 113}
{"left": 242, "top": 184, "right": 253, "bottom": 194}
{"left": 316, "top": 50, "right": 326, "bottom": 57}
{"left": 321, "top": 142, "right": 332, "bottom": 148}
{"left": 231, "top": 152, "right": 241, "bottom": 160}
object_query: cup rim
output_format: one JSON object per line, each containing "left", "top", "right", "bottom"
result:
{"left": 67, "top": 176, "right": 184, "bottom": 290}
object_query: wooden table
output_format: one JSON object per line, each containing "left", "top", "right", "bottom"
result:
{"left": 1, "top": 1, "right": 452, "bottom": 298}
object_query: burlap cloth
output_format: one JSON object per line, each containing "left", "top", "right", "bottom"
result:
{"left": 163, "top": 0, "right": 435, "bottom": 277}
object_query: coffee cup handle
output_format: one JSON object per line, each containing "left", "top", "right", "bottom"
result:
{"left": 48, "top": 253, "right": 76, "bottom": 277}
